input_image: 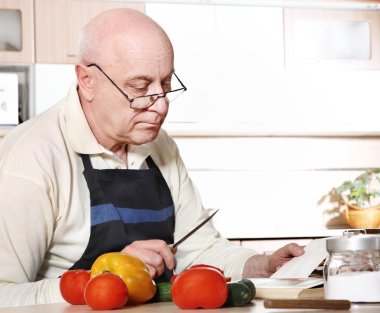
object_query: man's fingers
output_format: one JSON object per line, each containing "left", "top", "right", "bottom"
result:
{"left": 156, "top": 244, "right": 176, "bottom": 270}
{"left": 121, "top": 239, "right": 176, "bottom": 277}
{"left": 130, "top": 240, "right": 176, "bottom": 270}
{"left": 122, "top": 245, "right": 164, "bottom": 276}
{"left": 276, "top": 243, "right": 304, "bottom": 259}
{"left": 146, "top": 264, "right": 157, "bottom": 278}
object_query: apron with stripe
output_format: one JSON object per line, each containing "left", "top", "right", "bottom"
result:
{"left": 70, "top": 154, "right": 175, "bottom": 283}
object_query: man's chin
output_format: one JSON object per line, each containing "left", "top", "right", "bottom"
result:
{"left": 132, "top": 129, "right": 160, "bottom": 145}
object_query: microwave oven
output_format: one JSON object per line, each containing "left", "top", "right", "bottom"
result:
{"left": 0, "top": 65, "right": 31, "bottom": 125}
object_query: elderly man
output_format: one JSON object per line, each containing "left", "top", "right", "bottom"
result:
{"left": 0, "top": 8, "right": 303, "bottom": 306}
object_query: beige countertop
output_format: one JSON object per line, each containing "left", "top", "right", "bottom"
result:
{"left": 0, "top": 301, "right": 379, "bottom": 313}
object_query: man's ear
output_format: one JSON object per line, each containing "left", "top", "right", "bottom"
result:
{"left": 75, "top": 64, "right": 94, "bottom": 102}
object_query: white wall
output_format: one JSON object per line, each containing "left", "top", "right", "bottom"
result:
{"left": 34, "top": 64, "right": 75, "bottom": 114}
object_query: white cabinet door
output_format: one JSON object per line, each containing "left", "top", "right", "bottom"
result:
{"left": 146, "top": 3, "right": 219, "bottom": 124}
{"left": 147, "top": 3, "right": 284, "bottom": 127}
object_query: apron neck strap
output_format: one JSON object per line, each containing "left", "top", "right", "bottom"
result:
{"left": 146, "top": 155, "right": 156, "bottom": 169}
{"left": 80, "top": 154, "right": 93, "bottom": 170}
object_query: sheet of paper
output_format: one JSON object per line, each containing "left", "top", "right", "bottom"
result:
{"left": 270, "top": 237, "right": 330, "bottom": 279}
{"left": 250, "top": 277, "right": 324, "bottom": 289}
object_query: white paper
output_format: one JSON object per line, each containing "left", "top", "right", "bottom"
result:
{"left": 250, "top": 277, "right": 323, "bottom": 289}
{"left": 271, "top": 237, "right": 329, "bottom": 278}
{"left": 0, "top": 73, "right": 18, "bottom": 125}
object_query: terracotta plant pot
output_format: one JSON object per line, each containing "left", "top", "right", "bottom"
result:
{"left": 344, "top": 202, "right": 380, "bottom": 229}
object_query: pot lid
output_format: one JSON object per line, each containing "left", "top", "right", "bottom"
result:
{"left": 326, "top": 234, "right": 380, "bottom": 252}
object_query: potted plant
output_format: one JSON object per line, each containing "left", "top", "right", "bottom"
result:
{"left": 334, "top": 169, "right": 380, "bottom": 228}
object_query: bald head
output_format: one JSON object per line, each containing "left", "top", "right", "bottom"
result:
{"left": 75, "top": 8, "right": 175, "bottom": 148}
{"left": 78, "top": 8, "right": 173, "bottom": 65}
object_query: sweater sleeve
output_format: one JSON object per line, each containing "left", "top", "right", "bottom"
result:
{"left": 0, "top": 173, "right": 63, "bottom": 306}
{"left": 0, "top": 280, "right": 64, "bottom": 307}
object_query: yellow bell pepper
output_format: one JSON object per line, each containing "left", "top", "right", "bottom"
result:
{"left": 90, "top": 252, "right": 156, "bottom": 305}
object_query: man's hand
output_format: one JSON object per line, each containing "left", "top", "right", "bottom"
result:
{"left": 242, "top": 243, "right": 304, "bottom": 278}
{"left": 121, "top": 239, "right": 175, "bottom": 278}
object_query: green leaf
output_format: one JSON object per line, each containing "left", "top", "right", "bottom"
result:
{"left": 335, "top": 169, "right": 380, "bottom": 206}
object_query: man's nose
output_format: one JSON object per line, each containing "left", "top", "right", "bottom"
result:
{"left": 149, "top": 94, "right": 169, "bottom": 113}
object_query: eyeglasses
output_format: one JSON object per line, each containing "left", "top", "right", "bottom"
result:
{"left": 87, "top": 63, "right": 187, "bottom": 109}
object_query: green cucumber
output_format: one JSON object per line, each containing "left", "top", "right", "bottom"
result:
{"left": 224, "top": 279, "right": 256, "bottom": 307}
{"left": 240, "top": 278, "right": 256, "bottom": 299}
{"left": 152, "top": 282, "right": 173, "bottom": 302}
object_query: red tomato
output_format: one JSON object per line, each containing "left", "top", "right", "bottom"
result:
{"left": 190, "top": 264, "right": 224, "bottom": 274}
{"left": 84, "top": 273, "right": 128, "bottom": 310}
{"left": 171, "top": 267, "right": 228, "bottom": 309}
{"left": 189, "top": 264, "right": 231, "bottom": 282}
{"left": 60, "top": 269, "right": 91, "bottom": 305}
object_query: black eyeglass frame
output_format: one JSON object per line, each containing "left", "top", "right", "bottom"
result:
{"left": 86, "top": 63, "right": 187, "bottom": 109}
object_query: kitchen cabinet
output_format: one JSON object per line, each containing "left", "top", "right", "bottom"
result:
{"left": 35, "top": 0, "right": 145, "bottom": 64}
{"left": 284, "top": 8, "right": 380, "bottom": 70}
{"left": 0, "top": 0, "right": 34, "bottom": 64}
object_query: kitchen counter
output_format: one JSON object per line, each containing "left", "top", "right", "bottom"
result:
{"left": 1, "top": 301, "right": 379, "bottom": 313}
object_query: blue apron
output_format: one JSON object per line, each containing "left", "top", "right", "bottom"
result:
{"left": 70, "top": 154, "right": 175, "bottom": 283}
